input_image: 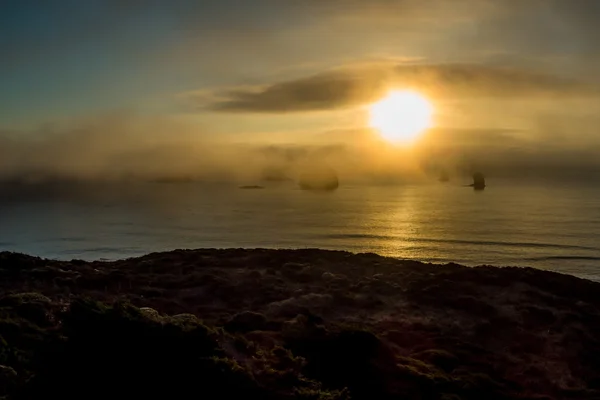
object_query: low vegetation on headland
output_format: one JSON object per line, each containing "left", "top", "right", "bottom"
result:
{"left": 1, "top": 249, "right": 599, "bottom": 399}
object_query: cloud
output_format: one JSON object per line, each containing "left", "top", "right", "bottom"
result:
{"left": 191, "top": 62, "right": 596, "bottom": 113}
{"left": 467, "top": 0, "right": 600, "bottom": 54}
{"left": 4, "top": 1, "right": 600, "bottom": 77}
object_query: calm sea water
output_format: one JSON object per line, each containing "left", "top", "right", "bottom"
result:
{"left": 1, "top": 180, "right": 599, "bottom": 280}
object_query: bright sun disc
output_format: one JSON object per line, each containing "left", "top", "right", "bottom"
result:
{"left": 369, "top": 90, "right": 433, "bottom": 143}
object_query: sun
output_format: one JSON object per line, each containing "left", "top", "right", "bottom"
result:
{"left": 369, "top": 90, "right": 433, "bottom": 143}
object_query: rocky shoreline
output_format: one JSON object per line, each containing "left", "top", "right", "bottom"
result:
{"left": 1, "top": 248, "right": 600, "bottom": 399}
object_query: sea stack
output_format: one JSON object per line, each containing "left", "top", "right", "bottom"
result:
{"left": 472, "top": 172, "right": 486, "bottom": 190}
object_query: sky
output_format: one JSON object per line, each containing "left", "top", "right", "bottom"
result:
{"left": 1, "top": 0, "right": 600, "bottom": 184}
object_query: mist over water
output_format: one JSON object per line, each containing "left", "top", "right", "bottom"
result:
{"left": 3, "top": 113, "right": 600, "bottom": 188}
{"left": 1, "top": 180, "right": 599, "bottom": 281}
{"left": 2, "top": 118, "right": 599, "bottom": 280}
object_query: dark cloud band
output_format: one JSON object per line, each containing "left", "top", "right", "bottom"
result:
{"left": 197, "top": 63, "right": 596, "bottom": 113}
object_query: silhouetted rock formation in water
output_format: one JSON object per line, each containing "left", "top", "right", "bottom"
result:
{"left": 239, "top": 185, "right": 264, "bottom": 189}
{"left": 438, "top": 171, "right": 450, "bottom": 182}
{"left": 298, "top": 167, "right": 339, "bottom": 191}
{"left": 470, "top": 172, "right": 486, "bottom": 190}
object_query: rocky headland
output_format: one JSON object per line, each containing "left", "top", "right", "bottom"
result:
{"left": 1, "top": 249, "right": 599, "bottom": 399}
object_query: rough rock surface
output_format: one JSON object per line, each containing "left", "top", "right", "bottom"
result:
{"left": 1, "top": 249, "right": 600, "bottom": 399}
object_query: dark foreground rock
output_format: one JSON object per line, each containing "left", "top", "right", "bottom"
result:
{"left": 1, "top": 249, "right": 600, "bottom": 399}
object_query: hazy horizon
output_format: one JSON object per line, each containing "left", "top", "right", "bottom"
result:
{"left": 2, "top": 1, "right": 600, "bottom": 186}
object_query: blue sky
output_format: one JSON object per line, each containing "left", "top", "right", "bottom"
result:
{"left": 2, "top": 1, "right": 184, "bottom": 124}
{"left": 1, "top": 1, "right": 371, "bottom": 125}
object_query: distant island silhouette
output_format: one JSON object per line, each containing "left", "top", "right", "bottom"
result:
{"left": 239, "top": 185, "right": 264, "bottom": 189}
{"left": 468, "top": 172, "right": 486, "bottom": 190}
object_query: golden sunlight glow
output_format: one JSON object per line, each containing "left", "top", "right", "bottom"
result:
{"left": 369, "top": 90, "right": 433, "bottom": 144}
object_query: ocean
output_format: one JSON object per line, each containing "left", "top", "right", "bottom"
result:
{"left": 1, "top": 180, "right": 599, "bottom": 281}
